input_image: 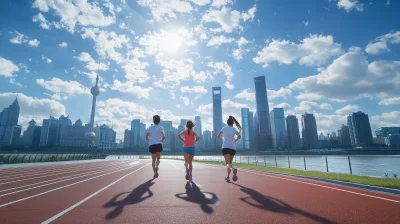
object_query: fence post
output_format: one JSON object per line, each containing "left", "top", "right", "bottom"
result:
{"left": 288, "top": 156, "right": 290, "bottom": 168}
{"left": 348, "top": 156, "right": 353, "bottom": 174}
{"left": 275, "top": 156, "right": 277, "bottom": 167}
{"left": 325, "top": 156, "right": 329, "bottom": 172}
{"left": 304, "top": 157, "right": 306, "bottom": 170}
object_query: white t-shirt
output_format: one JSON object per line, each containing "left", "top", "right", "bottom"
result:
{"left": 220, "top": 126, "right": 239, "bottom": 150}
{"left": 147, "top": 125, "right": 164, "bottom": 146}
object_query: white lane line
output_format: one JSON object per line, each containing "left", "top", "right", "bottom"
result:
{"left": 0, "top": 161, "right": 133, "bottom": 185}
{"left": 0, "top": 161, "right": 126, "bottom": 180}
{"left": 167, "top": 161, "right": 178, "bottom": 168}
{"left": 0, "top": 162, "right": 144, "bottom": 208}
{"left": 199, "top": 162, "right": 400, "bottom": 204}
{"left": 0, "top": 163, "right": 140, "bottom": 197}
{"left": 0, "top": 163, "right": 134, "bottom": 193}
{"left": 41, "top": 163, "right": 150, "bottom": 224}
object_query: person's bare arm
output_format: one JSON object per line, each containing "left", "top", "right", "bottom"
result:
{"left": 217, "top": 131, "right": 223, "bottom": 141}
{"left": 178, "top": 131, "right": 185, "bottom": 142}
{"left": 234, "top": 131, "right": 241, "bottom": 142}
{"left": 194, "top": 132, "right": 200, "bottom": 142}
{"left": 161, "top": 132, "right": 166, "bottom": 142}
{"left": 145, "top": 132, "right": 150, "bottom": 141}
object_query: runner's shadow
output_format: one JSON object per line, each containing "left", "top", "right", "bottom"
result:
{"left": 230, "top": 182, "right": 335, "bottom": 224}
{"left": 103, "top": 179, "right": 155, "bottom": 220}
{"left": 175, "top": 181, "right": 219, "bottom": 214}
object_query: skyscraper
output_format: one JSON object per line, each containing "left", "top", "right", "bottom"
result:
{"left": 8, "top": 125, "right": 22, "bottom": 146}
{"left": 338, "top": 124, "right": 352, "bottom": 147}
{"left": 301, "top": 113, "right": 319, "bottom": 149}
{"left": 212, "top": 87, "right": 223, "bottom": 149}
{"left": 160, "top": 120, "right": 173, "bottom": 151}
{"left": 203, "top": 130, "right": 212, "bottom": 149}
{"left": 249, "top": 111, "right": 255, "bottom": 150}
{"left": 347, "top": 111, "right": 373, "bottom": 147}
{"left": 270, "top": 108, "right": 287, "bottom": 149}
{"left": 194, "top": 116, "right": 203, "bottom": 149}
{"left": 60, "top": 119, "right": 85, "bottom": 147}
{"left": 286, "top": 115, "right": 301, "bottom": 150}
{"left": 124, "top": 129, "right": 132, "bottom": 148}
{"left": 23, "top": 119, "right": 38, "bottom": 147}
{"left": 140, "top": 123, "right": 146, "bottom": 147}
{"left": 375, "top": 127, "right": 400, "bottom": 145}
{"left": 0, "top": 98, "right": 20, "bottom": 146}
{"left": 84, "top": 75, "right": 100, "bottom": 147}
{"left": 57, "top": 115, "right": 72, "bottom": 145}
{"left": 254, "top": 76, "right": 273, "bottom": 150}
{"left": 241, "top": 108, "right": 251, "bottom": 150}
{"left": 40, "top": 116, "right": 59, "bottom": 146}
{"left": 98, "top": 124, "right": 117, "bottom": 150}
{"left": 131, "top": 119, "right": 141, "bottom": 147}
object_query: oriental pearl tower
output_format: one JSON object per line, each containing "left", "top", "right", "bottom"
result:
{"left": 84, "top": 75, "right": 100, "bottom": 147}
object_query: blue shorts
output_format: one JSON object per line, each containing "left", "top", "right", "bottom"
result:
{"left": 182, "top": 147, "right": 196, "bottom": 155}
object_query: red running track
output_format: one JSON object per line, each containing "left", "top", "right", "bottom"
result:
{"left": 0, "top": 159, "right": 399, "bottom": 224}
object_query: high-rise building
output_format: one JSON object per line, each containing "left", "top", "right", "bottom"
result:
{"left": 123, "top": 129, "right": 132, "bottom": 148}
{"left": 0, "top": 98, "right": 20, "bottom": 146}
{"left": 241, "top": 108, "right": 251, "bottom": 150}
{"left": 270, "top": 108, "right": 287, "bottom": 149}
{"left": 301, "top": 113, "right": 319, "bottom": 149}
{"left": 375, "top": 127, "right": 400, "bottom": 145}
{"left": 203, "top": 130, "right": 212, "bottom": 150}
{"left": 60, "top": 119, "right": 85, "bottom": 147}
{"left": 248, "top": 111, "right": 255, "bottom": 150}
{"left": 130, "top": 119, "right": 141, "bottom": 147}
{"left": 254, "top": 76, "right": 273, "bottom": 150}
{"left": 140, "top": 123, "right": 146, "bottom": 147}
{"left": 8, "top": 125, "right": 22, "bottom": 146}
{"left": 57, "top": 115, "right": 72, "bottom": 145}
{"left": 347, "top": 111, "right": 374, "bottom": 147}
{"left": 338, "top": 125, "right": 352, "bottom": 147}
{"left": 84, "top": 75, "right": 100, "bottom": 147}
{"left": 160, "top": 120, "right": 173, "bottom": 151}
{"left": 40, "top": 116, "right": 60, "bottom": 146}
{"left": 212, "top": 87, "right": 223, "bottom": 149}
{"left": 23, "top": 119, "right": 38, "bottom": 147}
{"left": 286, "top": 115, "right": 301, "bottom": 150}
{"left": 98, "top": 124, "right": 117, "bottom": 150}
{"left": 194, "top": 116, "right": 203, "bottom": 149}
{"left": 252, "top": 111, "right": 259, "bottom": 150}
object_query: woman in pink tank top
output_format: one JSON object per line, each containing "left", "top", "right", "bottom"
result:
{"left": 178, "top": 120, "right": 200, "bottom": 180}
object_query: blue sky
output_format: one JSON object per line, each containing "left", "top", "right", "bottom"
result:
{"left": 0, "top": 0, "right": 399, "bottom": 139}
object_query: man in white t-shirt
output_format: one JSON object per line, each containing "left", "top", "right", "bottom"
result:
{"left": 146, "top": 115, "right": 165, "bottom": 178}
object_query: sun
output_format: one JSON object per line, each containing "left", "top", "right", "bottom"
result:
{"left": 161, "top": 32, "right": 182, "bottom": 53}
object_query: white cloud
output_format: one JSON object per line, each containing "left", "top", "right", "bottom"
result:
{"left": 28, "top": 39, "right": 40, "bottom": 47}
{"left": 180, "top": 96, "right": 191, "bottom": 106}
{"left": 0, "top": 92, "right": 66, "bottom": 130}
{"left": 337, "top": 0, "right": 364, "bottom": 12}
{"left": 232, "top": 37, "right": 250, "bottom": 60}
{"left": 224, "top": 81, "right": 235, "bottom": 90}
{"left": 36, "top": 78, "right": 90, "bottom": 99}
{"left": 137, "top": 0, "right": 193, "bottom": 21}
{"left": 196, "top": 103, "right": 212, "bottom": 115}
{"left": 211, "top": 0, "right": 232, "bottom": 8}
{"left": 267, "top": 88, "right": 292, "bottom": 100}
{"left": 32, "top": 13, "right": 52, "bottom": 30}
{"left": 294, "top": 101, "right": 333, "bottom": 112}
{"left": 76, "top": 52, "right": 109, "bottom": 71}
{"left": 59, "top": 42, "right": 68, "bottom": 48}
{"left": 234, "top": 88, "right": 255, "bottom": 101}
{"left": 241, "top": 5, "right": 256, "bottom": 22}
{"left": 207, "top": 35, "right": 234, "bottom": 47}
{"left": 365, "top": 31, "right": 400, "bottom": 55}
{"left": 253, "top": 34, "right": 343, "bottom": 67}
{"left": 9, "top": 31, "right": 40, "bottom": 47}
{"left": 9, "top": 78, "right": 23, "bottom": 87}
{"left": 180, "top": 86, "right": 208, "bottom": 94}
{"left": 119, "top": 22, "right": 128, "bottom": 30}
{"left": 41, "top": 55, "right": 52, "bottom": 63}
{"left": 190, "top": 0, "right": 210, "bottom": 6}
{"left": 0, "top": 57, "right": 19, "bottom": 77}
{"left": 303, "top": 21, "right": 309, "bottom": 27}
{"left": 202, "top": 7, "right": 241, "bottom": 33}
{"left": 18, "top": 63, "right": 30, "bottom": 73}
{"left": 379, "top": 97, "right": 400, "bottom": 106}
{"left": 335, "top": 104, "right": 359, "bottom": 115}
{"left": 208, "top": 61, "right": 233, "bottom": 80}
{"left": 110, "top": 80, "right": 152, "bottom": 99}
{"left": 370, "top": 111, "right": 400, "bottom": 133}
{"left": 289, "top": 48, "right": 400, "bottom": 101}
{"left": 32, "top": 0, "right": 116, "bottom": 33}
{"left": 275, "top": 102, "right": 291, "bottom": 111}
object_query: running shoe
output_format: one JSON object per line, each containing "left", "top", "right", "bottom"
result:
{"left": 189, "top": 173, "right": 193, "bottom": 181}
{"left": 224, "top": 177, "right": 230, "bottom": 182}
{"left": 232, "top": 168, "right": 238, "bottom": 182}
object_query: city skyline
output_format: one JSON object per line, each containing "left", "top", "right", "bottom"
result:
{"left": 1, "top": 1, "right": 399, "bottom": 142}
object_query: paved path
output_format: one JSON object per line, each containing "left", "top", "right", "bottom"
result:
{"left": 0, "top": 159, "right": 399, "bottom": 223}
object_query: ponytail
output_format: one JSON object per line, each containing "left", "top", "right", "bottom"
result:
{"left": 186, "top": 120, "right": 195, "bottom": 134}
{"left": 227, "top": 115, "right": 242, "bottom": 133}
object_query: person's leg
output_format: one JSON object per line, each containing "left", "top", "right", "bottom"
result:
{"left": 183, "top": 152, "right": 190, "bottom": 179}
{"left": 224, "top": 154, "right": 232, "bottom": 178}
{"left": 188, "top": 153, "right": 194, "bottom": 180}
{"left": 151, "top": 153, "right": 157, "bottom": 170}
{"left": 155, "top": 152, "right": 161, "bottom": 168}
{"left": 230, "top": 151, "right": 238, "bottom": 182}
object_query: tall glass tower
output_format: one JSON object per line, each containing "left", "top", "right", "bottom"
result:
{"left": 301, "top": 113, "right": 319, "bottom": 149}
{"left": 270, "top": 108, "right": 287, "bottom": 149}
{"left": 254, "top": 76, "right": 273, "bottom": 150}
{"left": 347, "top": 111, "right": 373, "bottom": 146}
{"left": 241, "top": 108, "right": 251, "bottom": 149}
{"left": 212, "top": 87, "right": 223, "bottom": 149}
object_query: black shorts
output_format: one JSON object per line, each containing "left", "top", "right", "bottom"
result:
{"left": 149, "top": 144, "right": 163, "bottom": 154}
{"left": 222, "top": 148, "right": 236, "bottom": 156}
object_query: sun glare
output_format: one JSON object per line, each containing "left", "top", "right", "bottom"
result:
{"left": 161, "top": 32, "right": 182, "bottom": 53}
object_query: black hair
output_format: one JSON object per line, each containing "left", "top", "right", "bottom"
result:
{"left": 227, "top": 115, "right": 242, "bottom": 133}
{"left": 153, "top": 115, "right": 160, "bottom": 125}
{"left": 186, "top": 120, "right": 194, "bottom": 134}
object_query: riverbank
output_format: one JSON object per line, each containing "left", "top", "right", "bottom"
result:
{"left": 168, "top": 159, "right": 400, "bottom": 190}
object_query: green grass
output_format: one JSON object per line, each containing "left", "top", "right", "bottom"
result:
{"left": 168, "top": 159, "right": 400, "bottom": 190}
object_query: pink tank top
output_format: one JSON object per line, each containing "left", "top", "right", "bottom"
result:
{"left": 184, "top": 130, "right": 196, "bottom": 147}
